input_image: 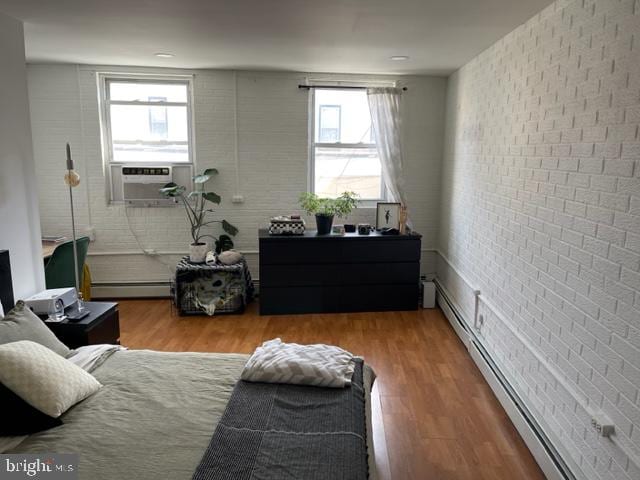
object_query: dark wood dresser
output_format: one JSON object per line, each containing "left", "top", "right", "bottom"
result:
{"left": 259, "top": 229, "right": 421, "bottom": 315}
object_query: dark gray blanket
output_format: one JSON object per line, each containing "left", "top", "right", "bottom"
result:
{"left": 193, "top": 359, "right": 368, "bottom": 480}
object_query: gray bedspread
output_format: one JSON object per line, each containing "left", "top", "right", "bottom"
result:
{"left": 194, "top": 359, "right": 368, "bottom": 480}
{"left": 8, "top": 350, "right": 376, "bottom": 480}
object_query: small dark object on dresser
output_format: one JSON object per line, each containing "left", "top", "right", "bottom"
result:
{"left": 357, "top": 224, "right": 371, "bottom": 235}
{"left": 344, "top": 224, "right": 356, "bottom": 233}
{"left": 66, "top": 308, "right": 90, "bottom": 322}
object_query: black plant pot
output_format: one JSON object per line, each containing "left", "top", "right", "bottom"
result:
{"left": 315, "top": 214, "right": 334, "bottom": 235}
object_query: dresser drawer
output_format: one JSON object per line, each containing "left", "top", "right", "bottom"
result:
{"left": 259, "top": 238, "right": 421, "bottom": 265}
{"left": 259, "top": 284, "right": 419, "bottom": 315}
{"left": 260, "top": 262, "right": 419, "bottom": 287}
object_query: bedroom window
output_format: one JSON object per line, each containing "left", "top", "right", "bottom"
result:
{"left": 311, "top": 89, "right": 383, "bottom": 201}
{"left": 100, "top": 77, "right": 192, "bottom": 164}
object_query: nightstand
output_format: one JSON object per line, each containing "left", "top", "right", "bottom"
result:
{"left": 44, "top": 301, "right": 120, "bottom": 349}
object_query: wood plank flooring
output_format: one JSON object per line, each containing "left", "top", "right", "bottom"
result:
{"left": 117, "top": 299, "right": 546, "bottom": 480}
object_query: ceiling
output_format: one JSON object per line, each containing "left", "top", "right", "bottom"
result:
{"left": 0, "top": 0, "right": 553, "bottom": 75}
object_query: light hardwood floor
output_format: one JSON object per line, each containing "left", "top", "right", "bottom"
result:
{"left": 117, "top": 299, "right": 546, "bottom": 480}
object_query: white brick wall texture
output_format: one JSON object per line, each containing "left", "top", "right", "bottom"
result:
{"left": 441, "top": 0, "right": 640, "bottom": 478}
{"left": 27, "top": 66, "right": 446, "bottom": 283}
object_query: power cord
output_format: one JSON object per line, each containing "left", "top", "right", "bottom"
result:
{"left": 123, "top": 205, "right": 176, "bottom": 275}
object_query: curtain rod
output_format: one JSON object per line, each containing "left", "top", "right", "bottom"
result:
{"left": 298, "top": 85, "right": 407, "bottom": 91}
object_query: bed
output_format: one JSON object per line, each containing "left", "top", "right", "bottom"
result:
{"left": 0, "top": 254, "right": 380, "bottom": 480}
{"left": 3, "top": 349, "right": 377, "bottom": 479}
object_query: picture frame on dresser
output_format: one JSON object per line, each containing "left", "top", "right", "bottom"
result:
{"left": 376, "top": 202, "right": 401, "bottom": 230}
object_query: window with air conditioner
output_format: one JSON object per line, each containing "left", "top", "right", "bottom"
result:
{"left": 311, "top": 89, "right": 384, "bottom": 201}
{"left": 98, "top": 75, "right": 194, "bottom": 203}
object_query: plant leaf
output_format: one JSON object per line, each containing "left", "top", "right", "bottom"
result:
{"left": 159, "top": 183, "right": 184, "bottom": 197}
{"left": 203, "top": 192, "right": 221, "bottom": 204}
{"left": 193, "top": 168, "right": 219, "bottom": 184}
{"left": 193, "top": 174, "right": 210, "bottom": 184}
{"left": 215, "top": 234, "right": 234, "bottom": 254}
{"left": 222, "top": 220, "right": 239, "bottom": 236}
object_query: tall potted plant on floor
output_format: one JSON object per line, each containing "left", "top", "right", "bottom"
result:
{"left": 299, "top": 192, "right": 358, "bottom": 235}
{"left": 160, "top": 169, "right": 238, "bottom": 263}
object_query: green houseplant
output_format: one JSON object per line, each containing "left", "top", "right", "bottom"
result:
{"left": 160, "top": 168, "right": 238, "bottom": 263}
{"left": 299, "top": 191, "right": 359, "bottom": 235}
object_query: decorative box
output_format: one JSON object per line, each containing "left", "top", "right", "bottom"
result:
{"left": 269, "top": 216, "right": 306, "bottom": 235}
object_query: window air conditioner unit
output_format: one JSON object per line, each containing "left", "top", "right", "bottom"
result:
{"left": 121, "top": 166, "right": 175, "bottom": 207}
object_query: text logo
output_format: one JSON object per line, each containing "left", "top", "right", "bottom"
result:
{"left": 0, "top": 455, "right": 77, "bottom": 480}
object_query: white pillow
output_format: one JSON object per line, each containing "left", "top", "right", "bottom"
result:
{"left": 0, "top": 301, "right": 4, "bottom": 318}
{"left": 0, "top": 340, "right": 101, "bottom": 417}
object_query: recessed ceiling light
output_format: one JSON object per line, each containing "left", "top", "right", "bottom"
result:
{"left": 390, "top": 55, "right": 410, "bottom": 61}
{"left": 154, "top": 52, "right": 174, "bottom": 58}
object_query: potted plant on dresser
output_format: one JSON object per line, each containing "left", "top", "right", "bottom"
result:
{"left": 299, "top": 191, "right": 358, "bottom": 235}
{"left": 160, "top": 169, "right": 238, "bottom": 263}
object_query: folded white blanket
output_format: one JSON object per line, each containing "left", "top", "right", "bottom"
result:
{"left": 66, "top": 344, "right": 125, "bottom": 372}
{"left": 241, "top": 338, "right": 356, "bottom": 388}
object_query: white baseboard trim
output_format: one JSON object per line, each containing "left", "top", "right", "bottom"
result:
{"left": 435, "top": 279, "right": 572, "bottom": 480}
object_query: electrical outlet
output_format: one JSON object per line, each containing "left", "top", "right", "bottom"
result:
{"left": 143, "top": 248, "right": 158, "bottom": 256}
{"left": 232, "top": 195, "right": 244, "bottom": 204}
{"left": 591, "top": 413, "right": 615, "bottom": 437}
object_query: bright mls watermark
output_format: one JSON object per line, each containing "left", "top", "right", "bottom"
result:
{"left": 0, "top": 455, "right": 77, "bottom": 480}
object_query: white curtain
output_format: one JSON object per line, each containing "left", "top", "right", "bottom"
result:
{"left": 366, "top": 87, "right": 406, "bottom": 207}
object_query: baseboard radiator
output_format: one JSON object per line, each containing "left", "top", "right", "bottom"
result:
{"left": 91, "top": 280, "right": 261, "bottom": 299}
{"left": 434, "top": 278, "right": 576, "bottom": 480}
{"left": 91, "top": 281, "right": 171, "bottom": 299}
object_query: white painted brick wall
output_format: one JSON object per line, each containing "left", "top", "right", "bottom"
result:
{"left": 441, "top": 0, "right": 640, "bottom": 478}
{"left": 27, "top": 66, "right": 446, "bottom": 283}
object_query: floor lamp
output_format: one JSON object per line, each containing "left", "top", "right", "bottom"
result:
{"left": 65, "top": 143, "right": 90, "bottom": 320}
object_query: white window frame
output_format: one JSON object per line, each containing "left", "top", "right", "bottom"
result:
{"left": 309, "top": 88, "right": 386, "bottom": 206}
{"left": 98, "top": 73, "right": 196, "bottom": 202}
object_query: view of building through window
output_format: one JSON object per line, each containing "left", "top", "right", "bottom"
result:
{"left": 105, "top": 80, "right": 190, "bottom": 163}
{"left": 148, "top": 96, "right": 169, "bottom": 138}
{"left": 318, "top": 105, "right": 341, "bottom": 142}
{"left": 313, "top": 89, "right": 382, "bottom": 200}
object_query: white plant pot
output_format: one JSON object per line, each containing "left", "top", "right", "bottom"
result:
{"left": 189, "top": 243, "right": 208, "bottom": 263}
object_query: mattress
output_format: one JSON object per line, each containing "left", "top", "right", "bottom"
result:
{"left": 6, "top": 349, "right": 376, "bottom": 479}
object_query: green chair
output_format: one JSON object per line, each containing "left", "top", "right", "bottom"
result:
{"left": 45, "top": 237, "right": 90, "bottom": 290}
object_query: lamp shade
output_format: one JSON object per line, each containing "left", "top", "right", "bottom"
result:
{"left": 64, "top": 143, "right": 80, "bottom": 187}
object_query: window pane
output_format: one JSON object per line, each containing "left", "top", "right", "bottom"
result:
{"left": 109, "top": 82, "right": 188, "bottom": 102}
{"left": 314, "top": 89, "right": 373, "bottom": 143}
{"left": 110, "top": 104, "right": 189, "bottom": 162}
{"left": 319, "top": 105, "right": 340, "bottom": 142}
{"left": 112, "top": 142, "right": 188, "bottom": 163}
{"left": 110, "top": 105, "right": 187, "bottom": 142}
{"left": 314, "top": 146, "right": 382, "bottom": 199}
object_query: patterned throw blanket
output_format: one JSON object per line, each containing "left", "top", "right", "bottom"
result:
{"left": 240, "top": 338, "right": 356, "bottom": 388}
{"left": 192, "top": 359, "right": 368, "bottom": 480}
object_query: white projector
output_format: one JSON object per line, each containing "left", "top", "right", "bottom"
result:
{"left": 24, "top": 288, "right": 78, "bottom": 316}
